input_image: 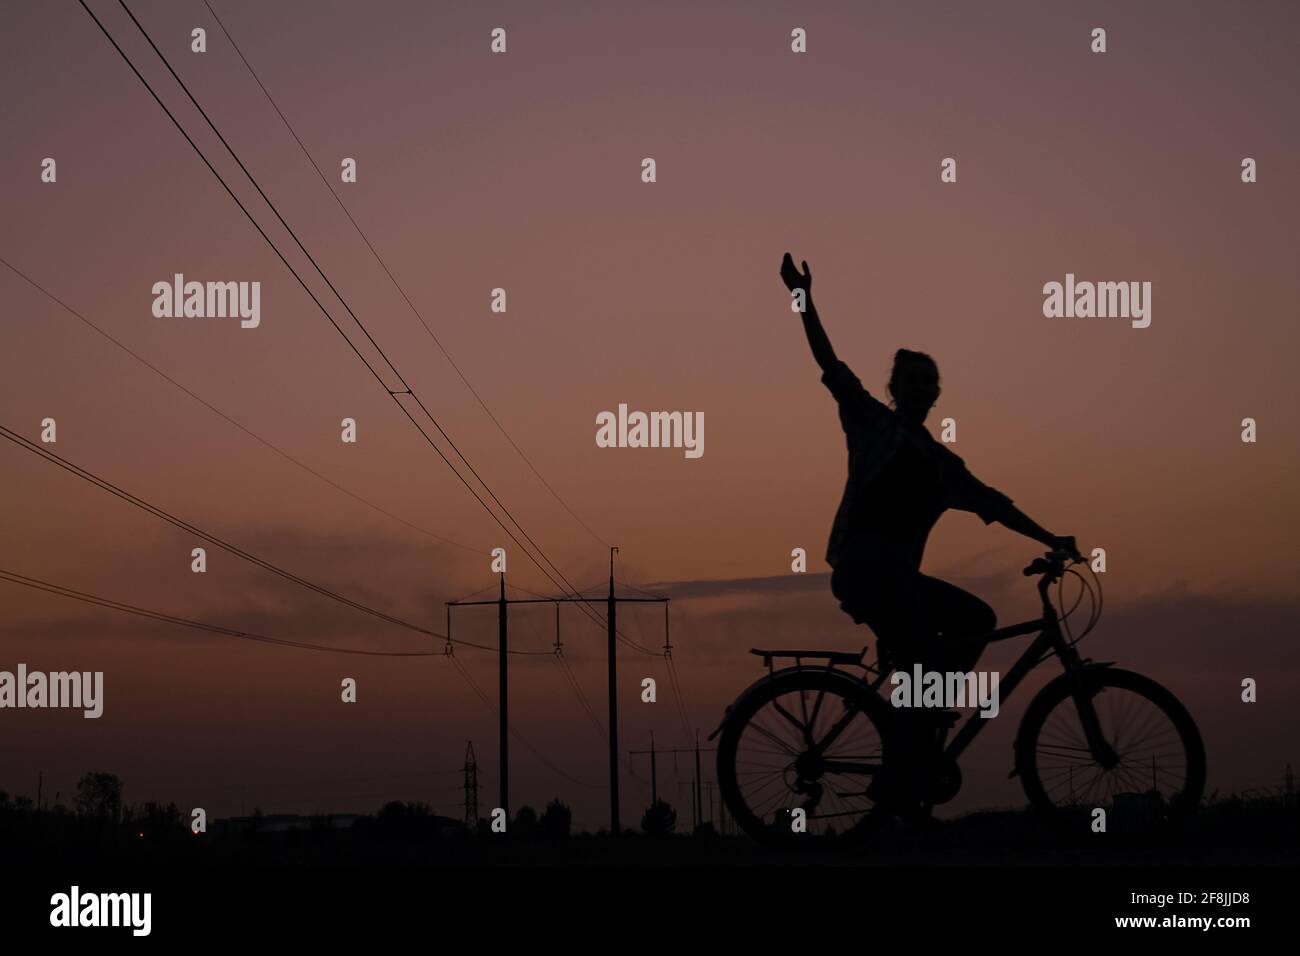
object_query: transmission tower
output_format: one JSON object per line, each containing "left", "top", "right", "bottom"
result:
{"left": 463, "top": 740, "right": 479, "bottom": 829}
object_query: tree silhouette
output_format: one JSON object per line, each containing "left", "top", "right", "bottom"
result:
{"left": 641, "top": 799, "right": 677, "bottom": 836}
{"left": 374, "top": 800, "right": 435, "bottom": 839}
{"left": 75, "top": 772, "right": 122, "bottom": 822}
{"left": 539, "top": 798, "right": 572, "bottom": 838}
{"left": 513, "top": 805, "right": 539, "bottom": 838}
{"left": 125, "top": 800, "right": 183, "bottom": 838}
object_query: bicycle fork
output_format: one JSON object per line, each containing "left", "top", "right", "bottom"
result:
{"left": 1042, "top": 577, "right": 1120, "bottom": 770}
{"left": 1066, "top": 666, "right": 1120, "bottom": 769}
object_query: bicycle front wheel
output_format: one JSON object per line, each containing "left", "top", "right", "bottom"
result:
{"left": 1015, "top": 667, "right": 1205, "bottom": 825}
{"left": 717, "top": 668, "right": 897, "bottom": 848}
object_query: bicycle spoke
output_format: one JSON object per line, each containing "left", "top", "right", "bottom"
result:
{"left": 809, "top": 687, "right": 828, "bottom": 739}
{"left": 812, "top": 701, "right": 865, "bottom": 754}
{"left": 745, "top": 714, "right": 801, "bottom": 757}
{"left": 1035, "top": 742, "right": 1095, "bottom": 755}
{"left": 1030, "top": 679, "right": 1194, "bottom": 814}
{"left": 770, "top": 698, "right": 810, "bottom": 741}
{"left": 724, "top": 675, "right": 888, "bottom": 839}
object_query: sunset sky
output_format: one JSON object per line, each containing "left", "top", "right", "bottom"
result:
{"left": 2, "top": 0, "right": 1297, "bottom": 829}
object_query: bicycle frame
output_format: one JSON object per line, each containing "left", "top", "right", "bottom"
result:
{"left": 911, "top": 568, "right": 1110, "bottom": 765}
{"left": 798, "top": 566, "right": 1095, "bottom": 762}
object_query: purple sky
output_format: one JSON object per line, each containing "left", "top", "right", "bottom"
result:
{"left": 1, "top": 0, "right": 1297, "bottom": 828}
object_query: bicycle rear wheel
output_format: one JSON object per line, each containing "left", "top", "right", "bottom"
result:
{"left": 717, "top": 668, "right": 897, "bottom": 848}
{"left": 1015, "top": 667, "right": 1205, "bottom": 825}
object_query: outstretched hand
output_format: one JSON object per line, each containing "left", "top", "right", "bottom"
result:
{"left": 780, "top": 252, "right": 812, "bottom": 294}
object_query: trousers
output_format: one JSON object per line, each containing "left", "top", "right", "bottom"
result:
{"left": 830, "top": 557, "right": 995, "bottom": 675}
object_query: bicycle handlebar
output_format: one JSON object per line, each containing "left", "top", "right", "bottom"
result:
{"left": 1023, "top": 548, "right": 1103, "bottom": 641}
{"left": 1022, "top": 549, "right": 1081, "bottom": 577}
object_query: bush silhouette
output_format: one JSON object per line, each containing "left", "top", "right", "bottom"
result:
{"left": 75, "top": 772, "right": 123, "bottom": 823}
{"left": 539, "top": 798, "right": 571, "bottom": 838}
{"left": 641, "top": 799, "right": 677, "bottom": 836}
{"left": 513, "top": 805, "right": 538, "bottom": 837}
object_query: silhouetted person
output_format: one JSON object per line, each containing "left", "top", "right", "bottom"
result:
{"left": 780, "top": 253, "right": 1077, "bottom": 681}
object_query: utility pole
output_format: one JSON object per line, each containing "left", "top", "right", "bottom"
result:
{"left": 630, "top": 740, "right": 717, "bottom": 826}
{"left": 650, "top": 731, "right": 658, "bottom": 804}
{"left": 463, "top": 740, "right": 479, "bottom": 829}
{"left": 680, "top": 780, "right": 697, "bottom": 829}
{"left": 607, "top": 547, "right": 620, "bottom": 834}
{"left": 446, "top": 553, "right": 669, "bottom": 835}
{"left": 498, "top": 573, "right": 508, "bottom": 817}
{"left": 694, "top": 731, "right": 703, "bottom": 826}
{"left": 629, "top": 732, "right": 661, "bottom": 806}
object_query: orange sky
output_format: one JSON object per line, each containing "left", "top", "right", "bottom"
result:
{"left": 2, "top": 0, "right": 1297, "bottom": 828}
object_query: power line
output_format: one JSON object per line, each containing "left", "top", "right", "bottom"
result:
{"left": 503, "top": 578, "right": 657, "bottom": 657}
{"left": 0, "top": 568, "right": 434, "bottom": 657}
{"left": 5, "top": 566, "right": 601, "bottom": 792}
{"left": 445, "top": 580, "right": 504, "bottom": 606}
{"left": 0, "top": 424, "right": 548, "bottom": 656}
{"left": 614, "top": 576, "right": 693, "bottom": 731}
{"left": 0, "top": 253, "right": 478, "bottom": 555}
{"left": 663, "top": 653, "right": 694, "bottom": 744}
{"left": 96, "top": 0, "right": 612, "bottom": 641}
{"left": 552, "top": 651, "right": 607, "bottom": 742}
{"left": 74, "top": 0, "right": 550, "bottom": 599}
{"left": 2, "top": 572, "right": 603, "bottom": 810}
{"left": 560, "top": 579, "right": 662, "bottom": 657}
{"left": 447, "top": 653, "right": 600, "bottom": 791}
{"left": 616, "top": 578, "right": 669, "bottom": 600}
{"left": 503, "top": 577, "right": 660, "bottom": 658}
{"left": 199, "top": 0, "right": 610, "bottom": 552}
{"left": 69, "top": 1, "right": 649, "bottom": 791}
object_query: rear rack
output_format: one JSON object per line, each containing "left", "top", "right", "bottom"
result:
{"left": 749, "top": 646, "right": 867, "bottom": 669}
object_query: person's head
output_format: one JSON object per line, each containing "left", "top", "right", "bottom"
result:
{"left": 888, "top": 349, "right": 941, "bottom": 425}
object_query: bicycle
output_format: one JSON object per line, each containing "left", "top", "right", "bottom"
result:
{"left": 712, "top": 550, "right": 1206, "bottom": 847}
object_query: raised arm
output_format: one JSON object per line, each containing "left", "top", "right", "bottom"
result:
{"left": 780, "top": 252, "right": 837, "bottom": 373}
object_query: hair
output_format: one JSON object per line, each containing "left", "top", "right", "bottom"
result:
{"left": 888, "top": 349, "right": 939, "bottom": 393}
